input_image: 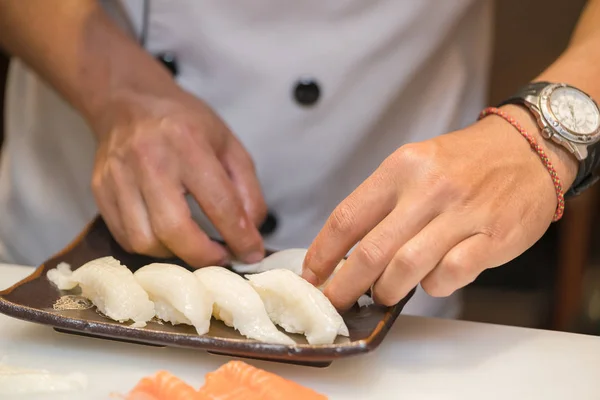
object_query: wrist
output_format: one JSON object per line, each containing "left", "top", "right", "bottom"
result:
{"left": 475, "top": 105, "right": 571, "bottom": 221}
{"left": 85, "top": 60, "right": 182, "bottom": 138}
{"left": 497, "top": 104, "right": 579, "bottom": 190}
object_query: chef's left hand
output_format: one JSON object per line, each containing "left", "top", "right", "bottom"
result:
{"left": 302, "top": 105, "right": 578, "bottom": 310}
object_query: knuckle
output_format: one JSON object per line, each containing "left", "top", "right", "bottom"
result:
{"left": 421, "top": 278, "right": 453, "bottom": 297}
{"left": 392, "top": 246, "right": 421, "bottom": 276}
{"left": 206, "top": 194, "right": 227, "bottom": 213}
{"left": 128, "top": 126, "right": 175, "bottom": 165}
{"left": 356, "top": 239, "right": 387, "bottom": 269}
{"left": 152, "top": 217, "right": 185, "bottom": 241}
{"left": 389, "top": 142, "right": 455, "bottom": 193}
{"left": 129, "top": 131, "right": 153, "bottom": 161}
{"left": 442, "top": 252, "right": 469, "bottom": 281}
{"left": 373, "top": 288, "right": 399, "bottom": 307}
{"left": 390, "top": 142, "right": 434, "bottom": 167}
{"left": 481, "top": 223, "right": 507, "bottom": 242}
{"left": 390, "top": 143, "right": 420, "bottom": 166}
{"left": 165, "top": 119, "right": 200, "bottom": 146}
{"left": 328, "top": 202, "right": 358, "bottom": 235}
{"left": 106, "top": 159, "right": 124, "bottom": 179}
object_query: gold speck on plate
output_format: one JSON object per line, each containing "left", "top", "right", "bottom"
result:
{"left": 53, "top": 295, "right": 93, "bottom": 311}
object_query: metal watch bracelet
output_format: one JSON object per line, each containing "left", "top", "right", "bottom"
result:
{"left": 499, "top": 81, "right": 600, "bottom": 197}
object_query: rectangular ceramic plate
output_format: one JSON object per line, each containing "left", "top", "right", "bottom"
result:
{"left": 0, "top": 216, "right": 414, "bottom": 367}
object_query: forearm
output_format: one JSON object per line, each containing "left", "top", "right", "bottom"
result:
{"left": 0, "top": 0, "right": 176, "bottom": 133}
{"left": 495, "top": 0, "right": 600, "bottom": 191}
{"left": 537, "top": 0, "right": 600, "bottom": 108}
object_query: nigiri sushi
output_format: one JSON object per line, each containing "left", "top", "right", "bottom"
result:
{"left": 134, "top": 263, "right": 213, "bottom": 335}
{"left": 233, "top": 249, "right": 374, "bottom": 307}
{"left": 232, "top": 248, "right": 345, "bottom": 289}
{"left": 193, "top": 267, "right": 295, "bottom": 345}
{"left": 246, "top": 269, "right": 349, "bottom": 345}
{"left": 232, "top": 248, "right": 309, "bottom": 275}
{"left": 46, "top": 256, "right": 155, "bottom": 325}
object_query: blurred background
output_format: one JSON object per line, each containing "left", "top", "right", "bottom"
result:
{"left": 0, "top": 0, "right": 598, "bottom": 335}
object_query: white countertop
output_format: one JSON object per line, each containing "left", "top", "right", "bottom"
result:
{"left": 1, "top": 263, "right": 600, "bottom": 400}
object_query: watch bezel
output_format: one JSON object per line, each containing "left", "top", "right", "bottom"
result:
{"left": 539, "top": 83, "right": 600, "bottom": 144}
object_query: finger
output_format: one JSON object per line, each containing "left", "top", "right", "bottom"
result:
{"left": 372, "top": 213, "right": 475, "bottom": 306}
{"left": 181, "top": 152, "right": 264, "bottom": 263}
{"left": 139, "top": 172, "right": 230, "bottom": 267}
{"left": 110, "top": 163, "right": 172, "bottom": 258}
{"left": 421, "top": 232, "right": 509, "bottom": 297}
{"left": 221, "top": 138, "right": 267, "bottom": 227}
{"left": 91, "top": 173, "right": 131, "bottom": 252}
{"left": 302, "top": 171, "right": 397, "bottom": 285}
{"left": 323, "top": 198, "right": 438, "bottom": 310}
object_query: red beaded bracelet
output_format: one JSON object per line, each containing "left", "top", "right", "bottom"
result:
{"left": 478, "top": 107, "right": 565, "bottom": 222}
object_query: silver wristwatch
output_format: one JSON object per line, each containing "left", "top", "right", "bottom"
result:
{"left": 500, "top": 82, "right": 600, "bottom": 196}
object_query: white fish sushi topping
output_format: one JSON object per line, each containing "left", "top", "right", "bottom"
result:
{"left": 134, "top": 263, "right": 213, "bottom": 335}
{"left": 231, "top": 248, "right": 309, "bottom": 275}
{"left": 232, "top": 248, "right": 345, "bottom": 291}
{"left": 194, "top": 267, "right": 295, "bottom": 345}
{"left": 46, "top": 256, "right": 155, "bottom": 324}
{"left": 246, "top": 269, "right": 349, "bottom": 345}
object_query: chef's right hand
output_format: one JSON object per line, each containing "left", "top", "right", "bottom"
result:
{"left": 90, "top": 87, "right": 267, "bottom": 267}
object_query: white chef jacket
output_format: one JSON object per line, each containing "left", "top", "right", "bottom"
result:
{"left": 0, "top": 0, "right": 493, "bottom": 318}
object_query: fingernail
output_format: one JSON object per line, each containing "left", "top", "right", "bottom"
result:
{"left": 302, "top": 268, "right": 320, "bottom": 286}
{"left": 243, "top": 251, "right": 264, "bottom": 264}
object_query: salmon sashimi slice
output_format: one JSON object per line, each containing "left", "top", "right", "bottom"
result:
{"left": 126, "top": 370, "right": 198, "bottom": 400}
{"left": 198, "top": 360, "right": 328, "bottom": 400}
{"left": 123, "top": 360, "right": 328, "bottom": 400}
{"left": 197, "top": 368, "right": 263, "bottom": 400}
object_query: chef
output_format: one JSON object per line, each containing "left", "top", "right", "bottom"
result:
{"left": 1, "top": 0, "right": 600, "bottom": 317}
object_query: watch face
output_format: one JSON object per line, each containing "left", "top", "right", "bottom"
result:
{"left": 549, "top": 86, "right": 600, "bottom": 135}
